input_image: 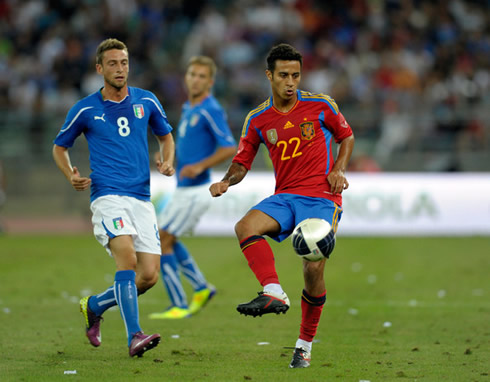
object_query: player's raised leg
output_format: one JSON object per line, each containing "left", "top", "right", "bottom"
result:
{"left": 234, "top": 210, "right": 290, "bottom": 317}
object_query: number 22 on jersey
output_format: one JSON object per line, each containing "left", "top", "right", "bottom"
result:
{"left": 276, "top": 137, "right": 303, "bottom": 161}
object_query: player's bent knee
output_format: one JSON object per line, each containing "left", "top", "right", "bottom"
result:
{"left": 136, "top": 269, "right": 159, "bottom": 291}
{"left": 136, "top": 275, "right": 158, "bottom": 292}
{"left": 234, "top": 218, "right": 255, "bottom": 240}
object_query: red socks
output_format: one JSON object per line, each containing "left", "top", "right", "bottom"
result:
{"left": 239, "top": 235, "right": 279, "bottom": 286}
{"left": 299, "top": 289, "right": 326, "bottom": 342}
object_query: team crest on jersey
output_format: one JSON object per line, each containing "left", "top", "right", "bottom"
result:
{"left": 267, "top": 129, "right": 278, "bottom": 144}
{"left": 300, "top": 121, "right": 315, "bottom": 140}
{"left": 133, "top": 104, "right": 144, "bottom": 119}
{"left": 113, "top": 217, "right": 124, "bottom": 230}
{"left": 190, "top": 113, "right": 200, "bottom": 127}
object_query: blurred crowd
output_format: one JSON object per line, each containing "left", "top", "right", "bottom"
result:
{"left": 1, "top": 0, "right": 488, "bottom": 171}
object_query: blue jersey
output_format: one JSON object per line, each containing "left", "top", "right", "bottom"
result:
{"left": 176, "top": 95, "right": 235, "bottom": 187}
{"left": 54, "top": 87, "right": 173, "bottom": 202}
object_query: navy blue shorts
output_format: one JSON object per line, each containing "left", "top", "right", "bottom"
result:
{"left": 251, "top": 193, "right": 342, "bottom": 242}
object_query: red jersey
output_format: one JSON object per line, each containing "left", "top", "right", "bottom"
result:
{"left": 233, "top": 90, "right": 353, "bottom": 206}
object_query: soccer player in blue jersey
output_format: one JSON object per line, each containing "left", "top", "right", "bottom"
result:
{"left": 149, "top": 56, "right": 236, "bottom": 319}
{"left": 210, "top": 44, "right": 355, "bottom": 368}
{"left": 52, "top": 38, "right": 175, "bottom": 357}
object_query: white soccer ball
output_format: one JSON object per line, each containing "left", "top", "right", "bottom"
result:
{"left": 291, "top": 218, "right": 336, "bottom": 262}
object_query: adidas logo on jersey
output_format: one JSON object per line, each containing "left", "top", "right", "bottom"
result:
{"left": 283, "top": 121, "right": 294, "bottom": 129}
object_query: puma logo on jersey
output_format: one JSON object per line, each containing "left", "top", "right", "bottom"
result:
{"left": 341, "top": 121, "right": 348, "bottom": 128}
{"left": 283, "top": 121, "right": 294, "bottom": 129}
{"left": 94, "top": 114, "right": 105, "bottom": 122}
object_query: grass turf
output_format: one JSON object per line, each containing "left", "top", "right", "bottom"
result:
{"left": 0, "top": 235, "right": 488, "bottom": 381}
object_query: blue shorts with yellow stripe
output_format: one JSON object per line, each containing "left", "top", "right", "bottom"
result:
{"left": 251, "top": 193, "right": 342, "bottom": 243}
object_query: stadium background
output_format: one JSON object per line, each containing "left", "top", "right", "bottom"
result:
{"left": 0, "top": 0, "right": 488, "bottom": 234}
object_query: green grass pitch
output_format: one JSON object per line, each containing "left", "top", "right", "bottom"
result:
{"left": 0, "top": 235, "right": 488, "bottom": 381}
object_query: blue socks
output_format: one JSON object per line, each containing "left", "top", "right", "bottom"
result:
{"left": 114, "top": 270, "right": 141, "bottom": 346}
{"left": 87, "top": 271, "right": 145, "bottom": 347}
{"left": 160, "top": 254, "right": 188, "bottom": 308}
{"left": 173, "top": 241, "right": 207, "bottom": 292}
{"left": 88, "top": 286, "right": 117, "bottom": 317}
{"left": 158, "top": 242, "right": 209, "bottom": 309}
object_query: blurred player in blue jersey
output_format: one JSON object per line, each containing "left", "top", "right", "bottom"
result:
{"left": 52, "top": 38, "right": 175, "bottom": 357}
{"left": 149, "top": 56, "right": 236, "bottom": 320}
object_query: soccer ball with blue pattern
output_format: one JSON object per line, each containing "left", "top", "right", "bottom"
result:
{"left": 291, "top": 218, "right": 336, "bottom": 262}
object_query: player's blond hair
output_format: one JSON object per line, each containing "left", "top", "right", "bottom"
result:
{"left": 96, "top": 38, "right": 128, "bottom": 65}
{"left": 187, "top": 56, "right": 217, "bottom": 79}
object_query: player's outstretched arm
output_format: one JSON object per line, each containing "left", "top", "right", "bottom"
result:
{"left": 327, "top": 134, "right": 355, "bottom": 194}
{"left": 156, "top": 133, "right": 175, "bottom": 176}
{"left": 209, "top": 162, "right": 248, "bottom": 197}
{"left": 52, "top": 144, "right": 91, "bottom": 191}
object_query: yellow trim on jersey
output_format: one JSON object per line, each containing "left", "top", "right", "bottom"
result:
{"left": 240, "top": 99, "right": 271, "bottom": 137}
{"left": 300, "top": 91, "right": 339, "bottom": 114}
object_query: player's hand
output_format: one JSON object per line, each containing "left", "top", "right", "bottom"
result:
{"left": 209, "top": 180, "right": 229, "bottom": 197}
{"left": 327, "top": 169, "right": 349, "bottom": 194}
{"left": 70, "top": 166, "right": 91, "bottom": 191}
{"left": 180, "top": 163, "right": 204, "bottom": 179}
{"left": 157, "top": 160, "right": 175, "bottom": 176}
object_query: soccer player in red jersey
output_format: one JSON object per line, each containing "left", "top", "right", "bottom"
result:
{"left": 209, "top": 43, "right": 354, "bottom": 368}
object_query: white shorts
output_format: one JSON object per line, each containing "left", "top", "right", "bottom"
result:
{"left": 90, "top": 195, "right": 161, "bottom": 256}
{"left": 157, "top": 184, "right": 211, "bottom": 236}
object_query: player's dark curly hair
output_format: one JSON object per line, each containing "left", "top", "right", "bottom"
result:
{"left": 266, "top": 43, "right": 303, "bottom": 72}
